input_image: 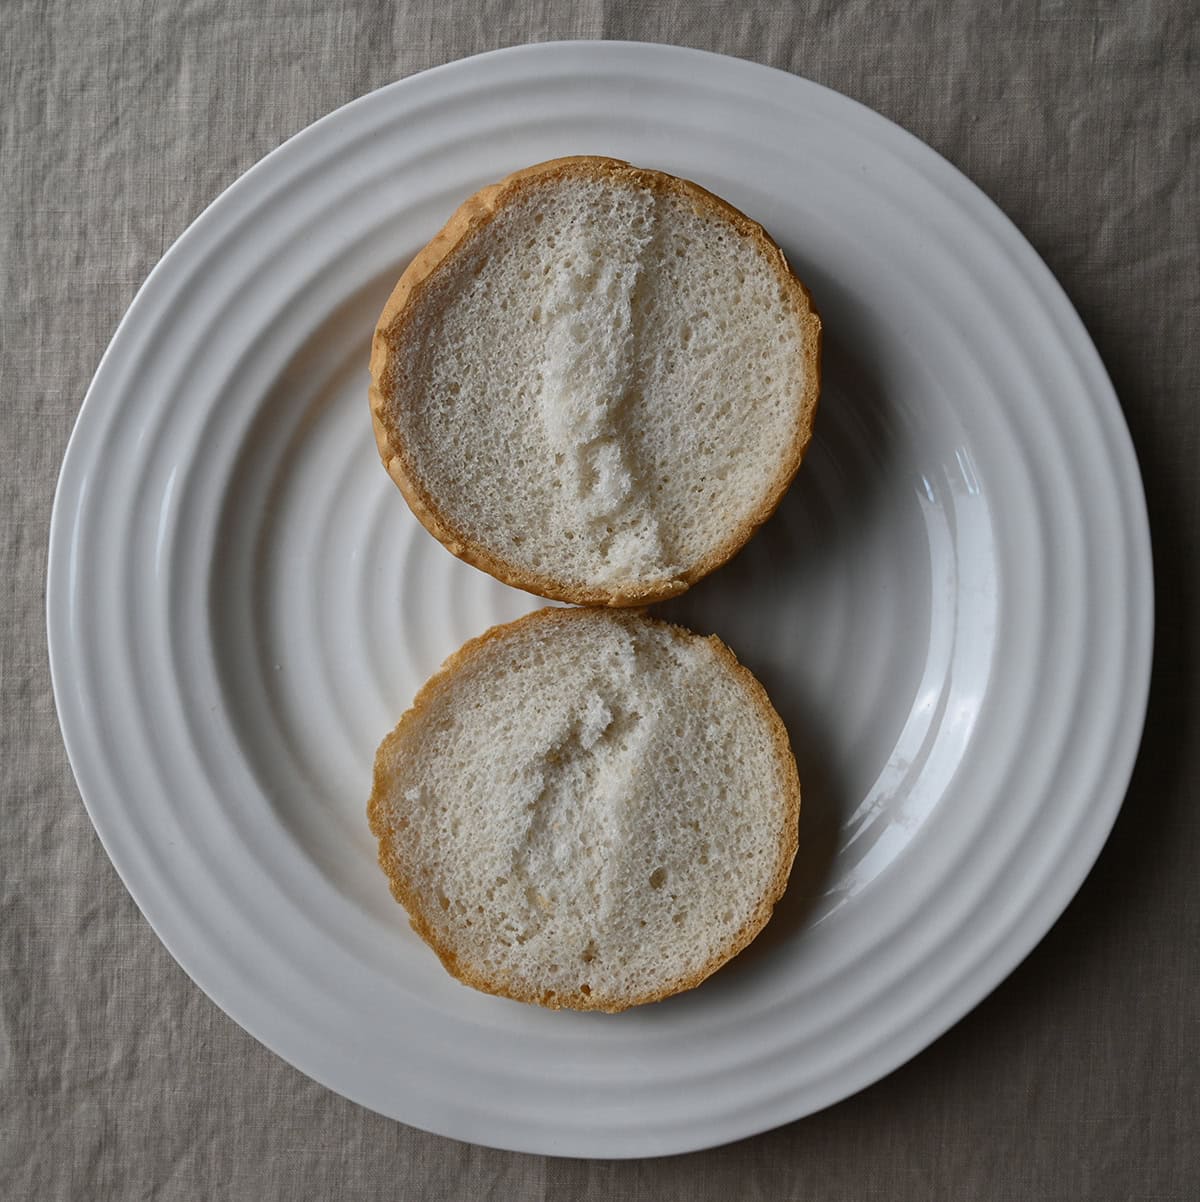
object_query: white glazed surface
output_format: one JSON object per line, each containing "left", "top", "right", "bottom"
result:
{"left": 47, "top": 42, "right": 1152, "bottom": 1158}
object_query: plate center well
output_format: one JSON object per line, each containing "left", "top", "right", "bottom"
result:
{"left": 207, "top": 274, "right": 995, "bottom": 930}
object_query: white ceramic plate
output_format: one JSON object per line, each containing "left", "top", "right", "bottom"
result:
{"left": 47, "top": 42, "right": 1152, "bottom": 1157}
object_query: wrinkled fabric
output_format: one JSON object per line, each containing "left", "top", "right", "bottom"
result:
{"left": 2, "top": 1, "right": 1197, "bottom": 1198}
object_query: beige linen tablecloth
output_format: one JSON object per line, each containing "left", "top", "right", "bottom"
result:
{"left": 3, "top": 2, "right": 1197, "bottom": 1197}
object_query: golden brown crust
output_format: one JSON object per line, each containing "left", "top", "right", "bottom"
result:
{"left": 367, "top": 606, "right": 801, "bottom": 1012}
{"left": 369, "top": 156, "right": 822, "bottom": 607}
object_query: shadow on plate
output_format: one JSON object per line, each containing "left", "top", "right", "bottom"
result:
{"left": 656, "top": 290, "right": 901, "bottom": 974}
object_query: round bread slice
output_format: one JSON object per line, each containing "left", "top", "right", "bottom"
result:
{"left": 369, "top": 156, "right": 821, "bottom": 606}
{"left": 368, "top": 607, "right": 800, "bottom": 1012}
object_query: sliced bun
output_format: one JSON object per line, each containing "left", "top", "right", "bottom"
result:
{"left": 368, "top": 607, "right": 800, "bottom": 1012}
{"left": 370, "top": 156, "right": 821, "bottom": 606}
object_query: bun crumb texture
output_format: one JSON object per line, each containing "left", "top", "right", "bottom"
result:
{"left": 368, "top": 608, "right": 800, "bottom": 1012}
{"left": 370, "top": 156, "right": 821, "bottom": 606}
